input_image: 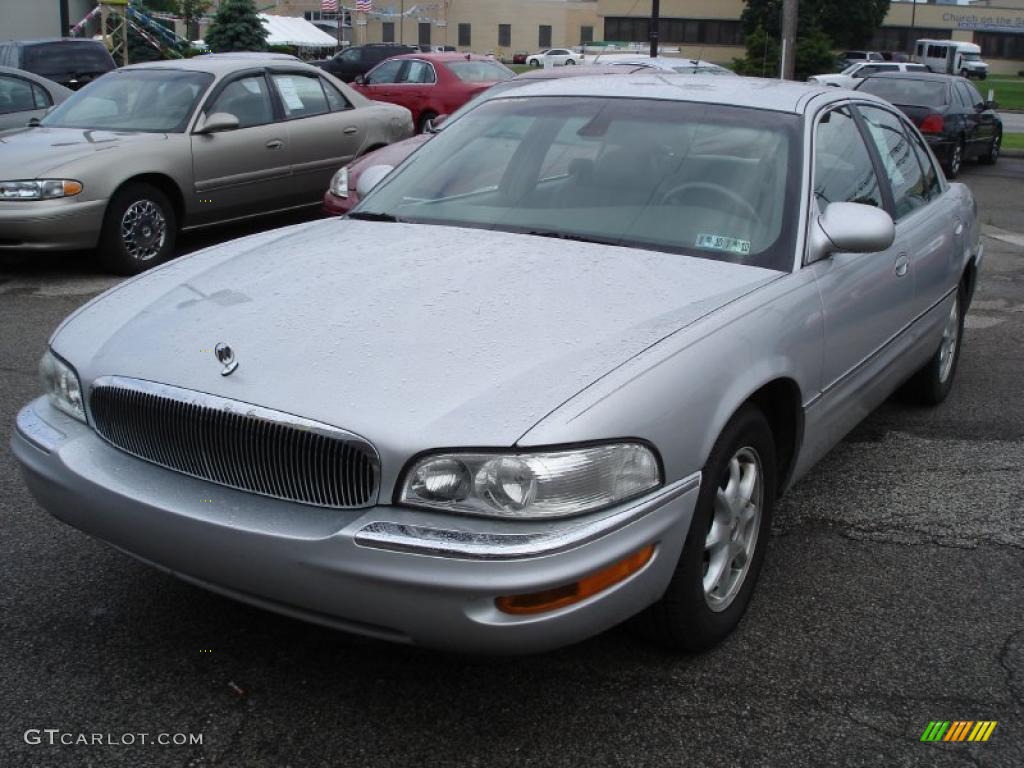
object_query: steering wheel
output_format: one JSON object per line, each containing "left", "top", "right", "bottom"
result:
{"left": 661, "top": 181, "right": 762, "bottom": 226}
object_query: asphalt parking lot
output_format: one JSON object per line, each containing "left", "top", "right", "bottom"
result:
{"left": 1, "top": 160, "right": 1023, "bottom": 768}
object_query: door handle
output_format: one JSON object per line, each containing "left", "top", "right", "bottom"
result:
{"left": 342, "top": 126, "right": 358, "bottom": 135}
{"left": 894, "top": 253, "right": 909, "bottom": 277}
{"left": 954, "top": 220, "right": 964, "bottom": 236}
{"left": 266, "top": 139, "right": 284, "bottom": 150}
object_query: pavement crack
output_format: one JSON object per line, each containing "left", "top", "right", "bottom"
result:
{"left": 997, "top": 628, "right": 1024, "bottom": 709}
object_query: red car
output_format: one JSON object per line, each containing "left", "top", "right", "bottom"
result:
{"left": 350, "top": 52, "right": 514, "bottom": 133}
{"left": 324, "top": 65, "right": 653, "bottom": 217}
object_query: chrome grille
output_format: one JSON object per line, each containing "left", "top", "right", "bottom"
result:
{"left": 89, "top": 377, "right": 379, "bottom": 509}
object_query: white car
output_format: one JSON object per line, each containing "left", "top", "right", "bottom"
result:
{"left": 809, "top": 61, "right": 927, "bottom": 89}
{"left": 595, "top": 55, "right": 735, "bottom": 76}
{"left": 526, "top": 49, "right": 583, "bottom": 67}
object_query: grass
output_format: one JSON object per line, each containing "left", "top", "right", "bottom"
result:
{"left": 987, "top": 75, "right": 1024, "bottom": 111}
{"left": 1002, "top": 133, "right": 1024, "bottom": 151}
{"left": 509, "top": 64, "right": 533, "bottom": 74}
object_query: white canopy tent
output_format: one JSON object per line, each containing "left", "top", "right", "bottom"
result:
{"left": 258, "top": 14, "right": 340, "bottom": 49}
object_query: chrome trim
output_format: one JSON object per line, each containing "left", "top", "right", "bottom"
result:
{"left": 353, "top": 471, "right": 701, "bottom": 560}
{"left": 88, "top": 376, "right": 380, "bottom": 509}
{"left": 15, "top": 402, "right": 67, "bottom": 453}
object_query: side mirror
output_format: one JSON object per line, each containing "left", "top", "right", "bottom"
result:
{"left": 983, "top": 99, "right": 998, "bottom": 110}
{"left": 424, "top": 113, "right": 448, "bottom": 133}
{"left": 354, "top": 74, "right": 366, "bottom": 85}
{"left": 808, "top": 202, "right": 895, "bottom": 262}
{"left": 195, "top": 112, "right": 240, "bottom": 134}
{"left": 355, "top": 164, "right": 394, "bottom": 197}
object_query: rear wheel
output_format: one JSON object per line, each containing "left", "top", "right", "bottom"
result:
{"left": 417, "top": 110, "right": 437, "bottom": 134}
{"left": 528, "top": 58, "right": 540, "bottom": 68}
{"left": 565, "top": 59, "right": 576, "bottom": 65}
{"left": 98, "top": 183, "right": 177, "bottom": 275}
{"left": 980, "top": 130, "right": 1001, "bottom": 165}
{"left": 901, "top": 285, "right": 965, "bottom": 406}
{"left": 641, "top": 405, "right": 776, "bottom": 651}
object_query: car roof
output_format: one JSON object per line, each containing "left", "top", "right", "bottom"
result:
{"left": 389, "top": 52, "right": 499, "bottom": 63}
{"left": 861, "top": 71, "right": 962, "bottom": 82}
{"left": 490, "top": 73, "right": 848, "bottom": 115}
{"left": 0, "top": 64, "right": 73, "bottom": 92}
{"left": 511, "top": 65, "right": 648, "bottom": 80}
{"left": 122, "top": 55, "right": 320, "bottom": 76}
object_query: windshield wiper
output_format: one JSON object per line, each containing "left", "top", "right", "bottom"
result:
{"left": 526, "top": 229, "right": 620, "bottom": 247}
{"left": 347, "top": 211, "right": 402, "bottom": 222}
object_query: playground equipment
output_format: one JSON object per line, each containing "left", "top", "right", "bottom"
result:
{"left": 78, "top": 1, "right": 192, "bottom": 65}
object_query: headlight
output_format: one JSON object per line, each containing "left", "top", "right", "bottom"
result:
{"left": 0, "top": 180, "right": 83, "bottom": 200}
{"left": 330, "top": 167, "right": 349, "bottom": 198}
{"left": 39, "top": 350, "right": 86, "bottom": 422}
{"left": 399, "top": 443, "right": 661, "bottom": 519}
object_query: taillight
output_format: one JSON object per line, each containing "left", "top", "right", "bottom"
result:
{"left": 919, "top": 114, "right": 945, "bottom": 134}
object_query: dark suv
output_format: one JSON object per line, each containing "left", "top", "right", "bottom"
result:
{"left": 316, "top": 43, "right": 416, "bottom": 82}
{"left": 0, "top": 38, "right": 116, "bottom": 91}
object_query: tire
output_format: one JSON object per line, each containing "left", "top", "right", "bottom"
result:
{"left": 98, "top": 183, "right": 177, "bottom": 275}
{"left": 945, "top": 138, "right": 964, "bottom": 179}
{"left": 417, "top": 110, "right": 437, "bottom": 134}
{"left": 641, "top": 404, "right": 776, "bottom": 652}
{"left": 980, "top": 130, "right": 1001, "bottom": 165}
{"left": 528, "top": 58, "right": 540, "bottom": 68}
{"left": 566, "top": 59, "right": 576, "bottom": 65}
{"left": 900, "top": 284, "right": 965, "bottom": 406}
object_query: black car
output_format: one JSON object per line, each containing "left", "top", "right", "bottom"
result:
{"left": 0, "top": 38, "right": 116, "bottom": 91}
{"left": 316, "top": 43, "right": 417, "bottom": 82}
{"left": 856, "top": 71, "right": 1002, "bottom": 178}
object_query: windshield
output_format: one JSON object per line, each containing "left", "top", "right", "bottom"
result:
{"left": 356, "top": 96, "right": 801, "bottom": 271}
{"left": 962, "top": 53, "right": 981, "bottom": 62}
{"left": 445, "top": 60, "right": 514, "bottom": 83}
{"left": 857, "top": 78, "right": 948, "bottom": 107}
{"left": 42, "top": 69, "right": 214, "bottom": 132}
{"left": 24, "top": 42, "right": 113, "bottom": 75}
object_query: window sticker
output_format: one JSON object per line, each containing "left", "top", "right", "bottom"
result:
{"left": 696, "top": 233, "right": 751, "bottom": 255}
{"left": 275, "top": 77, "right": 305, "bottom": 111}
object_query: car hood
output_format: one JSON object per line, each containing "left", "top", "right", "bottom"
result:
{"left": 54, "top": 219, "right": 780, "bottom": 452}
{"left": 350, "top": 133, "right": 432, "bottom": 175}
{"left": 0, "top": 127, "right": 166, "bottom": 176}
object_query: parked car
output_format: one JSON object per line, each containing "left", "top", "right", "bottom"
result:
{"left": 856, "top": 71, "right": 1001, "bottom": 177}
{"left": 837, "top": 50, "right": 884, "bottom": 70}
{"left": 526, "top": 48, "right": 583, "bottom": 67}
{"left": 915, "top": 39, "right": 989, "bottom": 80}
{"left": 324, "top": 64, "right": 653, "bottom": 215}
{"left": 13, "top": 76, "right": 981, "bottom": 655}
{"left": 596, "top": 55, "right": 736, "bottom": 75}
{"left": 808, "top": 61, "right": 927, "bottom": 88}
{"left": 0, "top": 55, "right": 413, "bottom": 273}
{"left": 0, "top": 65, "right": 72, "bottom": 132}
{"left": 315, "top": 43, "right": 418, "bottom": 82}
{"left": 512, "top": 50, "right": 529, "bottom": 65}
{"left": 0, "top": 38, "right": 116, "bottom": 91}
{"left": 351, "top": 53, "right": 514, "bottom": 132}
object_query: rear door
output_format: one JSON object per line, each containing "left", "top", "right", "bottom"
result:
{"left": 0, "top": 72, "right": 53, "bottom": 131}
{"left": 190, "top": 71, "right": 292, "bottom": 225}
{"left": 268, "top": 70, "right": 366, "bottom": 205}
{"left": 959, "top": 79, "right": 996, "bottom": 154}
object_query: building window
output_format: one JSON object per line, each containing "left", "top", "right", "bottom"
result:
{"left": 419, "top": 22, "right": 431, "bottom": 46}
{"left": 604, "top": 18, "right": 743, "bottom": 46}
{"left": 498, "top": 23, "right": 511, "bottom": 48}
{"left": 973, "top": 31, "right": 1024, "bottom": 60}
{"left": 580, "top": 26, "right": 594, "bottom": 45}
{"left": 869, "top": 27, "right": 951, "bottom": 54}
{"left": 458, "top": 23, "right": 471, "bottom": 47}
{"left": 382, "top": 22, "right": 395, "bottom": 43}
{"left": 539, "top": 25, "right": 552, "bottom": 49}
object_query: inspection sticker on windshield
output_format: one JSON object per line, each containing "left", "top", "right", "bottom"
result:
{"left": 696, "top": 233, "right": 751, "bottom": 255}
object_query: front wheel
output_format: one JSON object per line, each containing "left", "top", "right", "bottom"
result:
{"left": 945, "top": 138, "right": 964, "bottom": 179}
{"left": 98, "top": 183, "right": 177, "bottom": 275}
{"left": 528, "top": 58, "right": 540, "bottom": 68}
{"left": 417, "top": 110, "right": 437, "bottom": 134}
{"left": 565, "top": 59, "right": 576, "bottom": 65}
{"left": 641, "top": 404, "right": 776, "bottom": 651}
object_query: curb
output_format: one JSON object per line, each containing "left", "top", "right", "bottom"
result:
{"left": 1002, "top": 148, "right": 1024, "bottom": 158}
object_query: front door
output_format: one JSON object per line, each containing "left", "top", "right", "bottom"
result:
{"left": 189, "top": 72, "right": 292, "bottom": 226}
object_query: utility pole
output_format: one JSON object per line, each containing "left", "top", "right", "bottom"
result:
{"left": 649, "top": 0, "right": 660, "bottom": 58}
{"left": 780, "top": 0, "right": 798, "bottom": 80}
{"left": 60, "top": 0, "right": 71, "bottom": 37}
{"left": 910, "top": 0, "right": 917, "bottom": 55}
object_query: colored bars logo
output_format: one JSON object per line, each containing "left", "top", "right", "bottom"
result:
{"left": 921, "top": 721, "right": 997, "bottom": 742}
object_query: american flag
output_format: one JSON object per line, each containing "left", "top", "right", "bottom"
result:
{"left": 320, "top": 0, "right": 338, "bottom": 11}
{"left": 354, "top": 0, "right": 373, "bottom": 12}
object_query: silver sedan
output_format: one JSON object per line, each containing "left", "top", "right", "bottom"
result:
{"left": 0, "top": 65, "right": 72, "bottom": 131}
{"left": 12, "top": 75, "right": 980, "bottom": 653}
{"left": 0, "top": 55, "right": 413, "bottom": 273}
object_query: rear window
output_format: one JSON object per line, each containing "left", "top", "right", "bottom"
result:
{"left": 23, "top": 42, "right": 114, "bottom": 75}
{"left": 444, "top": 60, "right": 514, "bottom": 83}
{"left": 858, "top": 78, "right": 948, "bottom": 107}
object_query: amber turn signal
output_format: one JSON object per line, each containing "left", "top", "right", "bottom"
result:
{"left": 495, "top": 543, "right": 656, "bottom": 616}
{"left": 63, "top": 180, "right": 83, "bottom": 196}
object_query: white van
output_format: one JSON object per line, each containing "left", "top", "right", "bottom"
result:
{"left": 914, "top": 39, "right": 989, "bottom": 79}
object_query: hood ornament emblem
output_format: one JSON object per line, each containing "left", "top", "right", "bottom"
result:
{"left": 214, "top": 343, "right": 238, "bottom": 376}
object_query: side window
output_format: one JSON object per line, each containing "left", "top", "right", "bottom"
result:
{"left": 32, "top": 83, "right": 52, "bottom": 109}
{"left": 321, "top": 79, "right": 351, "bottom": 111}
{"left": 0, "top": 74, "right": 38, "bottom": 114}
{"left": 965, "top": 81, "right": 984, "bottom": 108}
{"left": 366, "top": 59, "right": 402, "bottom": 85}
{"left": 813, "top": 106, "right": 884, "bottom": 211}
{"left": 858, "top": 105, "right": 929, "bottom": 220}
{"left": 903, "top": 119, "right": 942, "bottom": 202}
{"left": 271, "top": 73, "right": 328, "bottom": 119}
{"left": 953, "top": 83, "right": 971, "bottom": 108}
{"left": 402, "top": 60, "right": 435, "bottom": 84}
{"left": 207, "top": 75, "right": 274, "bottom": 128}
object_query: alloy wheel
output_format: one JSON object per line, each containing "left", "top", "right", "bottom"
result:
{"left": 938, "top": 294, "right": 960, "bottom": 384}
{"left": 703, "top": 446, "right": 763, "bottom": 612}
{"left": 950, "top": 143, "right": 963, "bottom": 177}
{"left": 120, "top": 199, "right": 167, "bottom": 262}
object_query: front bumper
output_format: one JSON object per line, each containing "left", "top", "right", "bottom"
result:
{"left": 0, "top": 198, "right": 106, "bottom": 251}
{"left": 12, "top": 397, "right": 698, "bottom": 653}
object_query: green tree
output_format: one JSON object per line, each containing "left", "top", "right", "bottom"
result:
{"left": 203, "top": 0, "right": 268, "bottom": 52}
{"left": 178, "top": 0, "right": 212, "bottom": 42}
